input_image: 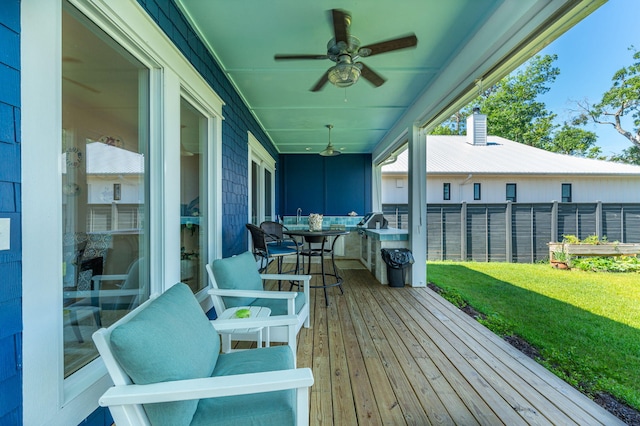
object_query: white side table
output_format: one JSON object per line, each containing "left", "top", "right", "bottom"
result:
{"left": 212, "top": 306, "right": 271, "bottom": 353}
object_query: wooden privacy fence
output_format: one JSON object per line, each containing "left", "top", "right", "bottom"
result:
{"left": 383, "top": 202, "right": 640, "bottom": 263}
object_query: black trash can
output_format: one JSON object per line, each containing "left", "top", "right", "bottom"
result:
{"left": 380, "top": 248, "right": 414, "bottom": 287}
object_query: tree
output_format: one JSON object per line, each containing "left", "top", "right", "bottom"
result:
{"left": 480, "top": 54, "right": 559, "bottom": 147}
{"left": 609, "top": 145, "right": 640, "bottom": 165}
{"left": 431, "top": 54, "right": 614, "bottom": 159}
{"left": 541, "top": 123, "right": 602, "bottom": 158}
{"left": 431, "top": 111, "right": 464, "bottom": 135}
{"left": 432, "top": 55, "right": 560, "bottom": 147}
{"left": 575, "top": 49, "right": 640, "bottom": 149}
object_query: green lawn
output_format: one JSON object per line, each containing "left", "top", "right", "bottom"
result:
{"left": 426, "top": 262, "right": 640, "bottom": 410}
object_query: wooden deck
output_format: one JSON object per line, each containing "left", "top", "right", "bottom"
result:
{"left": 264, "top": 261, "right": 623, "bottom": 426}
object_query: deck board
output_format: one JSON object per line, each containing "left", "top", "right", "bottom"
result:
{"left": 259, "top": 262, "right": 624, "bottom": 425}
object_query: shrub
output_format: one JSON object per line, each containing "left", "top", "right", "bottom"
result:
{"left": 562, "top": 234, "right": 580, "bottom": 244}
{"left": 572, "top": 256, "right": 640, "bottom": 273}
{"left": 581, "top": 234, "right": 601, "bottom": 245}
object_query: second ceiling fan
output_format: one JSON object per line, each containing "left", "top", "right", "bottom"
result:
{"left": 274, "top": 9, "right": 418, "bottom": 92}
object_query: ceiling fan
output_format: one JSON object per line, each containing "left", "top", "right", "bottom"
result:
{"left": 274, "top": 9, "right": 418, "bottom": 91}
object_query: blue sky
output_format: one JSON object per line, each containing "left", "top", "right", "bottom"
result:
{"left": 537, "top": 0, "right": 639, "bottom": 156}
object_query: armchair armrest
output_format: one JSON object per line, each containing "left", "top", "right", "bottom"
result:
{"left": 99, "top": 368, "right": 314, "bottom": 406}
{"left": 261, "top": 274, "right": 311, "bottom": 294}
{"left": 209, "top": 289, "right": 298, "bottom": 299}
{"left": 261, "top": 273, "right": 311, "bottom": 283}
{"left": 91, "top": 274, "right": 128, "bottom": 289}
{"left": 92, "top": 274, "right": 128, "bottom": 281}
{"left": 64, "top": 289, "right": 142, "bottom": 300}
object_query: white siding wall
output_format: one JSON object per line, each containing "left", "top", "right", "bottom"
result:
{"left": 381, "top": 174, "right": 640, "bottom": 204}
{"left": 381, "top": 173, "right": 409, "bottom": 204}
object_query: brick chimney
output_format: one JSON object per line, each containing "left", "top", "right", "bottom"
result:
{"left": 466, "top": 107, "right": 487, "bottom": 146}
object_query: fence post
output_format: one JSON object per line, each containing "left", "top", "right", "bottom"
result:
{"left": 621, "top": 205, "right": 625, "bottom": 243}
{"left": 596, "top": 201, "right": 602, "bottom": 239}
{"left": 461, "top": 201, "right": 467, "bottom": 260}
{"left": 551, "top": 201, "right": 558, "bottom": 243}
{"left": 506, "top": 201, "right": 512, "bottom": 262}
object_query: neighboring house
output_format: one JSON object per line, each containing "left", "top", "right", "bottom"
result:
{"left": 382, "top": 113, "right": 640, "bottom": 261}
{"left": 383, "top": 113, "right": 640, "bottom": 205}
{"left": 82, "top": 142, "right": 145, "bottom": 231}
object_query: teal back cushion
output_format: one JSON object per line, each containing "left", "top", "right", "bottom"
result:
{"left": 110, "top": 283, "right": 220, "bottom": 426}
{"left": 211, "top": 251, "right": 263, "bottom": 308}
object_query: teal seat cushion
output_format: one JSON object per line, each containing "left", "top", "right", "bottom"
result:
{"left": 190, "top": 346, "right": 295, "bottom": 426}
{"left": 212, "top": 251, "right": 263, "bottom": 308}
{"left": 252, "top": 291, "right": 306, "bottom": 316}
{"left": 265, "top": 243, "right": 297, "bottom": 256}
{"left": 110, "top": 283, "right": 220, "bottom": 426}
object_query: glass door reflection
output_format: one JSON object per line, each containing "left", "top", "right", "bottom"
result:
{"left": 180, "top": 98, "right": 207, "bottom": 292}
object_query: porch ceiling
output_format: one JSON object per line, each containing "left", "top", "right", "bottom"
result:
{"left": 176, "top": 0, "right": 604, "bottom": 156}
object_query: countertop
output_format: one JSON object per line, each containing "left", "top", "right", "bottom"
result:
{"left": 360, "top": 227, "right": 409, "bottom": 241}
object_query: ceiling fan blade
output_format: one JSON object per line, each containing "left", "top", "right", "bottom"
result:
{"left": 359, "top": 34, "right": 418, "bottom": 57}
{"left": 310, "top": 72, "right": 329, "bottom": 92}
{"left": 359, "top": 63, "right": 386, "bottom": 87}
{"left": 274, "top": 54, "right": 329, "bottom": 60}
{"left": 331, "top": 9, "right": 349, "bottom": 45}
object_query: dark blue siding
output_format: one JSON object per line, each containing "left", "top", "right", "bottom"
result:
{"left": 281, "top": 154, "right": 372, "bottom": 216}
{"left": 137, "top": 0, "right": 279, "bottom": 257}
{"left": 0, "top": 1, "right": 22, "bottom": 424}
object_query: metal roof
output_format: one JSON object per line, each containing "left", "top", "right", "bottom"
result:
{"left": 382, "top": 135, "right": 640, "bottom": 176}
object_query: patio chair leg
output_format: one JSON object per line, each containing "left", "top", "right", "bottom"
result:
{"left": 68, "top": 310, "right": 85, "bottom": 343}
{"left": 331, "top": 252, "right": 344, "bottom": 295}
{"left": 321, "top": 253, "right": 330, "bottom": 306}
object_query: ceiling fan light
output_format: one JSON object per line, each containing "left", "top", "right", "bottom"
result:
{"left": 320, "top": 124, "right": 342, "bottom": 156}
{"left": 328, "top": 62, "right": 361, "bottom": 88}
{"left": 319, "top": 143, "right": 341, "bottom": 156}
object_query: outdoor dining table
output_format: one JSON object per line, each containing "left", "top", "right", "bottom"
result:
{"left": 283, "top": 228, "right": 348, "bottom": 306}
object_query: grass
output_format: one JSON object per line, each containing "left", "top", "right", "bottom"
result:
{"left": 426, "top": 261, "right": 640, "bottom": 410}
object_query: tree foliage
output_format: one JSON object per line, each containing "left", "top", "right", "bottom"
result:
{"left": 541, "top": 123, "right": 601, "bottom": 158}
{"left": 609, "top": 145, "right": 640, "bottom": 165}
{"left": 432, "top": 55, "right": 577, "bottom": 151}
{"left": 478, "top": 54, "right": 559, "bottom": 147}
{"left": 575, "top": 49, "right": 640, "bottom": 149}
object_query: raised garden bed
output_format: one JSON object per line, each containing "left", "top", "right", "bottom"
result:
{"left": 549, "top": 242, "right": 640, "bottom": 269}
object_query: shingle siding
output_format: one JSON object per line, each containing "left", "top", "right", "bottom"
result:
{"left": 0, "top": 1, "right": 22, "bottom": 423}
{"left": 139, "top": 0, "right": 279, "bottom": 257}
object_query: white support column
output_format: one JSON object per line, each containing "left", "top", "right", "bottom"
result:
{"left": 371, "top": 166, "right": 382, "bottom": 211}
{"left": 408, "top": 126, "right": 427, "bottom": 287}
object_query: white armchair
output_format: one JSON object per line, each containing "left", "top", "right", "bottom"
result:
{"left": 93, "top": 283, "right": 313, "bottom": 426}
{"left": 206, "top": 251, "right": 311, "bottom": 346}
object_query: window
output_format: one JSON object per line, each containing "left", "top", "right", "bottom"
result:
{"left": 562, "top": 183, "right": 572, "bottom": 202}
{"left": 61, "top": 5, "right": 150, "bottom": 378}
{"left": 506, "top": 183, "right": 517, "bottom": 202}
{"left": 248, "top": 132, "right": 276, "bottom": 225}
{"left": 443, "top": 183, "right": 451, "bottom": 200}
{"left": 474, "top": 183, "right": 481, "bottom": 200}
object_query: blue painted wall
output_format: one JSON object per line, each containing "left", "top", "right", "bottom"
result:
{"left": 0, "top": 1, "right": 22, "bottom": 424}
{"left": 281, "top": 154, "right": 372, "bottom": 216}
{"left": 137, "top": 0, "right": 280, "bottom": 257}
